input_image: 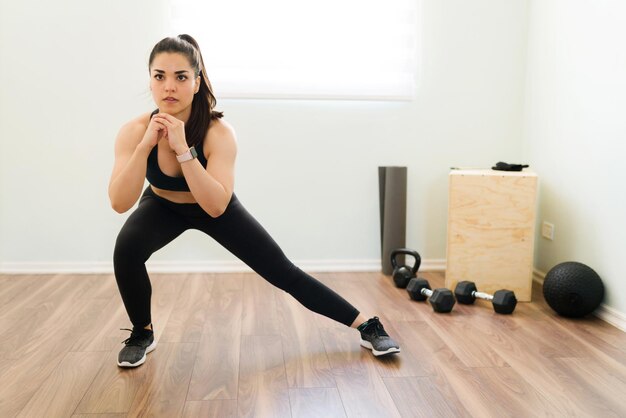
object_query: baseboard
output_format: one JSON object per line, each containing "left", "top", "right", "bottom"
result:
{"left": 533, "top": 268, "right": 626, "bottom": 332}
{"left": 533, "top": 268, "right": 547, "bottom": 285}
{"left": 594, "top": 304, "right": 626, "bottom": 332}
{"left": 0, "top": 262, "right": 116, "bottom": 274}
{"left": 0, "top": 258, "right": 447, "bottom": 275}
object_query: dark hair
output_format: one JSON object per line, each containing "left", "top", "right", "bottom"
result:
{"left": 148, "top": 34, "right": 223, "bottom": 148}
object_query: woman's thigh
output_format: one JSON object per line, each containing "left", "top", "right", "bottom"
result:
{"left": 114, "top": 191, "right": 191, "bottom": 263}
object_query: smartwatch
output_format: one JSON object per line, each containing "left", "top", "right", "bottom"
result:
{"left": 176, "top": 146, "right": 198, "bottom": 163}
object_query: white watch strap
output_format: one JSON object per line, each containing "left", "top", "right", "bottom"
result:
{"left": 176, "top": 146, "right": 197, "bottom": 163}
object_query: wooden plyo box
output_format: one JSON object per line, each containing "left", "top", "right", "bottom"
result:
{"left": 445, "top": 169, "right": 538, "bottom": 302}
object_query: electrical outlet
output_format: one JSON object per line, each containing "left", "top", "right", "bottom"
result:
{"left": 541, "top": 221, "right": 555, "bottom": 240}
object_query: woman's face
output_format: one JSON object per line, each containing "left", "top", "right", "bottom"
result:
{"left": 149, "top": 52, "right": 200, "bottom": 115}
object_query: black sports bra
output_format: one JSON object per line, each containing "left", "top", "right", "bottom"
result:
{"left": 145, "top": 109, "right": 208, "bottom": 191}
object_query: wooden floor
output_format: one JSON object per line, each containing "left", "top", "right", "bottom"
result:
{"left": 1, "top": 271, "right": 625, "bottom": 417}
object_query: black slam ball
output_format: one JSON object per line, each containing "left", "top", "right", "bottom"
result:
{"left": 543, "top": 262, "right": 604, "bottom": 317}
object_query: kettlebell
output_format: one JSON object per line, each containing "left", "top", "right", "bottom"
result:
{"left": 390, "top": 248, "right": 421, "bottom": 288}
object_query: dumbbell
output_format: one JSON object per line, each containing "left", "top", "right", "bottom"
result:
{"left": 454, "top": 281, "right": 517, "bottom": 314}
{"left": 406, "top": 278, "right": 455, "bottom": 313}
{"left": 390, "top": 248, "right": 421, "bottom": 288}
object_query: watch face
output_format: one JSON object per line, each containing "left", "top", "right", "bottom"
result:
{"left": 190, "top": 147, "right": 198, "bottom": 158}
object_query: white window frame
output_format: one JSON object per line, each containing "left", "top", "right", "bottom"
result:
{"left": 168, "top": 0, "right": 419, "bottom": 101}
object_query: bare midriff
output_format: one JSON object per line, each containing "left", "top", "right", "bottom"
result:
{"left": 150, "top": 185, "right": 198, "bottom": 204}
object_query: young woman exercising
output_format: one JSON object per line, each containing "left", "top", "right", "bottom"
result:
{"left": 108, "top": 34, "right": 400, "bottom": 368}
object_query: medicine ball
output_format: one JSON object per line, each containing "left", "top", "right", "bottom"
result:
{"left": 543, "top": 261, "right": 604, "bottom": 318}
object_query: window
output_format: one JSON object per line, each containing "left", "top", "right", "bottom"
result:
{"left": 169, "top": 0, "right": 418, "bottom": 100}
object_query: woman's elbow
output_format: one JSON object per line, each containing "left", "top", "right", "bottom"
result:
{"left": 111, "top": 200, "right": 131, "bottom": 214}
{"left": 109, "top": 194, "right": 132, "bottom": 213}
{"left": 202, "top": 196, "right": 230, "bottom": 218}
{"left": 206, "top": 204, "right": 227, "bottom": 218}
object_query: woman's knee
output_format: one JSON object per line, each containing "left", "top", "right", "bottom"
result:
{"left": 113, "top": 226, "right": 151, "bottom": 267}
{"left": 264, "top": 261, "right": 305, "bottom": 292}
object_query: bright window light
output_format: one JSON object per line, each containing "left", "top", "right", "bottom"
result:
{"left": 169, "top": 0, "right": 418, "bottom": 100}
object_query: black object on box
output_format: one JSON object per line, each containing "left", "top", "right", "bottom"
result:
{"left": 492, "top": 161, "right": 529, "bottom": 171}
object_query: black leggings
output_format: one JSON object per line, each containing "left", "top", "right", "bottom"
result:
{"left": 113, "top": 186, "right": 360, "bottom": 328}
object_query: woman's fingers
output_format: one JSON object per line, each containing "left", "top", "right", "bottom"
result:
{"left": 154, "top": 113, "right": 184, "bottom": 128}
{"left": 152, "top": 115, "right": 165, "bottom": 123}
{"left": 155, "top": 112, "right": 174, "bottom": 121}
{"left": 151, "top": 118, "right": 168, "bottom": 131}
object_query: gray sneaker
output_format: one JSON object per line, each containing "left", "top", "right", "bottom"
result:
{"left": 358, "top": 317, "right": 401, "bottom": 356}
{"left": 117, "top": 327, "right": 157, "bottom": 368}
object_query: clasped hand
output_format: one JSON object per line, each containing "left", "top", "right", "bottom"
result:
{"left": 152, "top": 113, "right": 188, "bottom": 155}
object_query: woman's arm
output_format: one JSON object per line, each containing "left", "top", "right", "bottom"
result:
{"left": 179, "top": 120, "right": 237, "bottom": 217}
{"left": 108, "top": 119, "right": 158, "bottom": 213}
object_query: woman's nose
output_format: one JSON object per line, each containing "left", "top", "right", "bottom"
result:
{"left": 165, "top": 81, "right": 176, "bottom": 92}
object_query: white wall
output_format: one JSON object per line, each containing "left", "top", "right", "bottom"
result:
{"left": 523, "top": 0, "right": 626, "bottom": 316}
{"left": 0, "top": 1, "right": 528, "bottom": 270}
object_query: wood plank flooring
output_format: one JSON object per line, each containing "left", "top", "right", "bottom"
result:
{"left": 0, "top": 271, "right": 625, "bottom": 417}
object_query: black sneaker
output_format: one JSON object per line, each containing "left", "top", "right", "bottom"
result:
{"left": 358, "top": 317, "right": 401, "bottom": 356}
{"left": 117, "top": 327, "right": 157, "bottom": 368}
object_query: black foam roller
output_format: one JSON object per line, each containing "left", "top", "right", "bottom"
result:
{"left": 379, "top": 166, "right": 407, "bottom": 275}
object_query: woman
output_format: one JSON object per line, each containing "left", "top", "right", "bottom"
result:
{"left": 108, "top": 34, "right": 400, "bottom": 368}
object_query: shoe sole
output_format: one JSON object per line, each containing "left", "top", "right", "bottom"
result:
{"left": 117, "top": 340, "right": 158, "bottom": 368}
{"left": 360, "top": 339, "right": 401, "bottom": 356}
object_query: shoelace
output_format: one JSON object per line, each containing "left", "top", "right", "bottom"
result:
{"left": 365, "top": 319, "right": 389, "bottom": 338}
{"left": 120, "top": 328, "right": 150, "bottom": 346}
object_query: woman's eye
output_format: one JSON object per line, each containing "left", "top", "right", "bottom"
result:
{"left": 152, "top": 74, "right": 186, "bottom": 81}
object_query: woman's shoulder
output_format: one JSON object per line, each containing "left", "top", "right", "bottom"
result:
{"left": 207, "top": 117, "right": 237, "bottom": 144}
{"left": 210, "top": 117, "right": 235, "bottom": 135}
{"left": 122, "top": 111, "right": 152, "bottom": 132}
{"left": 203, "top": 117, "right": 237, "bottom": 156}
{"left": 116, "top": 111, "right": 153, "bottom": 142}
